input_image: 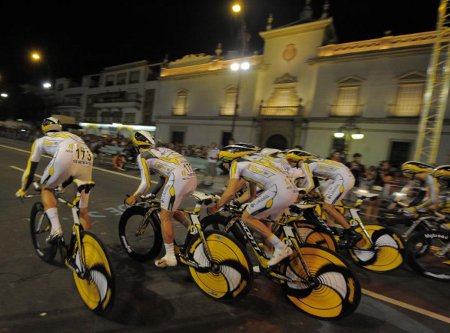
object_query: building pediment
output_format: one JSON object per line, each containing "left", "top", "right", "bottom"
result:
{"left": 397, "top": 71, "right": 426, "bottom": 82}
{"left": 274, "top": 73, "right": 298, "bottom": 84}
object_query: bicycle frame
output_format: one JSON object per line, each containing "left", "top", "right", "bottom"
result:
{"left": 221, "top": 209, "right": 315, "bottom": 285}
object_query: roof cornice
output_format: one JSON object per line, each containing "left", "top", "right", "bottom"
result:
{"left": 259, "top": 18, "right": 332, "bottom": 40}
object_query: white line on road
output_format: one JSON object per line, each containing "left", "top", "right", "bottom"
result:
{"left": 4, "top": 143, "right": 450, "bottom": 324}
{"left": 362, "top": 288, "right": 450, "bottom": 324}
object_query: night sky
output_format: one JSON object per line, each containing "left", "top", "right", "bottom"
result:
{"left": 0, "top": 0, "right": 439, "bottom": 86}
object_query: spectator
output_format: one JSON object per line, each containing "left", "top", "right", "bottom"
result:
{"left": 329, "top": 150, "right": 343, "bottom": 163}
{"left": 203, "top": 142, "right": 219, "bottom": 186}
{"left": 346, "top": 153, "right": 366, "bottom": 187}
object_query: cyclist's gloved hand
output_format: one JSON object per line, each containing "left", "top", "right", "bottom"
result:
{"left": 15, "top": 188, "right": 26, "bottom": 198}
{"left": 125, "top": 195, "right": 136, "bottom": 206}
{"left": 207, "top": 204, "right": 219, "bottom": 215}
{"left": 402, "top": 206, "right": 418, "bottom": 219}
{"left": 230, "top": 199, "right": 241, "bottom": 208}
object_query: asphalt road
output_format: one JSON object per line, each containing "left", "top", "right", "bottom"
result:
{"left": 0, "top": 137, "right": 449, "bottom": 333}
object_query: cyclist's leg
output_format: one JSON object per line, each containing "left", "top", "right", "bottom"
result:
{"left": 72, "top": 151, "right": 94, "bottom": 231}
{"left": 41, "top": 153, "right": 70, "bottom": 239}
{"left": 244, "top": 184, "right": 297, "bottom": 265}
{"left": 156, "top": 174, "right": 196, "bottom": 267}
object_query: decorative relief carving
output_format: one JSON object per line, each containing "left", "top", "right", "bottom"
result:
{"left": 282, "top": 43, "right": 297, "bottom": 62}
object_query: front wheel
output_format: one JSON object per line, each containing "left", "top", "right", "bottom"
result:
{"left": 72, "top": 231, "right": 115, "bottom": 314}
{"left": 186, "top": 230, "right": 253, "bottom": 301}
{"left": 348, "top": 225, "right": 405, "bottom": 272}
{"left": 30, "top": 202, "right": 57, "bottom": 263}
{"left": 118, "top": 206, "right": 163, "bottom": 262}
{"left": 406, "top": 231, "right": 450, "bottom": 281}
{"left": 280, "top": 244, "right": 361, "bottom": 319}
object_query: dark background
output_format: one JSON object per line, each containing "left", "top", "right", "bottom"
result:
{"left": 0, "top": 0, "right": 439, "bottom": 86}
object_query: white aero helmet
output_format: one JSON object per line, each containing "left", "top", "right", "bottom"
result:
{"left": 132, "top": 130, "right": 155, "bottom": 148}
{"left": 41, "top": 117, "right": 62, "bottom": 134}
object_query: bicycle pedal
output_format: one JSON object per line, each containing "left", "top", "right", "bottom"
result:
{"left": 65, "top": 258, "right": 79, "bottom": 273}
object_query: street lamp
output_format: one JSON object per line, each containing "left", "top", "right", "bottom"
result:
{"left": 230, "top": 1, "right": 249, "bottom": 140}
{"left": 333, "top": 118, "right": 364, "bottom": 157}
{"left": 0, "top": 92, "right": 8, "bottom": 98}
{"left": 42, "top": 81, "right": 52, "bottom": 89}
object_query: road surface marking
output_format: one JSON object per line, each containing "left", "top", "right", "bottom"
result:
{"left": 362, "top": 288, "right": 450, "bottom": 324}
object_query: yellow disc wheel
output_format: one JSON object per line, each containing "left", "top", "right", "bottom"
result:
{"left": 73, "top": 232, "right": 114, "bottom": 314}
{"left": 294, "top": 221, "right": 337, "bottom": 251}
{"left": 187, "top": 231, "right": 253, "bottom": 301}
{"left": 280, "top": 244, "right": 361, "bottom": 319}
{"left": 348, "top": 225, "right": 405, "bottom": 272}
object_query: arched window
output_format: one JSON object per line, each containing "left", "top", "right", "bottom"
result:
{"left": 173, "top": 89, "right": 188, "bottom": 115}
{"left": 332, "top": 76, "right": 364, "bottom": 116}
{"left": 391, "top": 72, "right": 425, "bottom": 117}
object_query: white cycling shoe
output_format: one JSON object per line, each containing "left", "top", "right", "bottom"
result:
{"left": 154, "top": 255, "right": 177, "bottom": 268}
{"left": 267, "top": 246, "right": 293, "bottom": 266}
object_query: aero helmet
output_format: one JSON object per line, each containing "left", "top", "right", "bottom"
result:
{"left": 401, "top": 161, "right": 433, "bottom": 175}
{"left": 41, "top": 117, "right": 62, "bottom": 134}
{"left": 432, "top": 165, "right": 450, "bottom": 180}
{"left": 218, "top": 143, "right": 259, "bottom": 162}
{"left": 285, "top": 149, "right": 319, "bottom": 164}
{"left": 132, "top": 130, "right": 155, "bottom": 148}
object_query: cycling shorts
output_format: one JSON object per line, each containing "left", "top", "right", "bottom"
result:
{"left": 41, "top": 141, "right": 93, "bottom": 208}
{"left": 321, "top": 170, "right": 355, "bottom": 205}
{"left": 160, "top": 173, "right": 197, "bottom": 212}
{"left": 246, "top": 184, "right": 298, "bottom": 220}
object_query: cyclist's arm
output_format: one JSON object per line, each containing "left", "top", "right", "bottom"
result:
{"left": 133, "top": 155, "right": 151, "bottom": 197}
{"left": 20, "top": 139, "right": 42, "bottom": 191}
{"left": 414, "top": 174, "right": 440, "bottom": 210}
{"left": 300, "top": 163, "right": 315, "bottom": 193}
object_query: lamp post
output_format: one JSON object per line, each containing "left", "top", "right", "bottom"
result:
{"left": 230, "top": 1, "right": 249, "bottom": 140}
{"left": 333, "top": 118, "right": 364, "bottom": 157}
{"left": 30, "top": 51, "right": 53, "bottom": 117}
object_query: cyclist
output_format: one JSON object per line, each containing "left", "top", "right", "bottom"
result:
{"left": 399, "top": 161, "right": 440, "bottom": 219}
{"left": 432, "top": 165, "right": 450, "bottom": 229}
{"left": 16, "top": 117, "right": 94, "bottom": 242}
{"left": 285, "top": 149, "right": 362, "bottom": 247}
{"left": 207, "top": 144, "right": 298, "bottom": 266}
{"left": 125, "top": 131, "right": 197, "bottom": 268}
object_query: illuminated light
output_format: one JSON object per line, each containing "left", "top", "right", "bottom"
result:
{"left": 31, "top": 52, "right": 41, "bottom": 61}
{"left": 240, "top": 62, "right": 250, "bottom": 70}
{"left": 42, "top": 82, "right": 52, "bottom": 89}
{"left": 334, "top": 132, "right": 345, "bottom": 138}
{"left": 351, "top": 133, "right": 364, "bottom": 140}
{"left": 230, "top": 62, "right": 240, "bottom": 71}
{"left": 231, "top": 3, "right": 241, "bottom": 13}
{"left": 0, "top": 92, "right": 8, "bottom": 98}
{"left": 112, "top": 123, "right": 123, "bottom": 127}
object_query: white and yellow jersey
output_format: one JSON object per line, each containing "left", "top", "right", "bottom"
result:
{"left": 21, "top": 132, "right": 89, "bottom": 190}
{"left": 135, "top": 147, "right": 196, "bottom": 195}
{"left": 29, "top": 132, "right": 86, "bottom": 162}
{"left": 230, "top": 154, "right": 296, "bottom": 191}
{"left": 299, "top": 159, "right": 352, "bottom": 192}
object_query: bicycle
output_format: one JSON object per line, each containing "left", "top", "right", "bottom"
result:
{"left": 379, "top": 194, "right": 450, "bottom": 280}
{"left": 28, "top": 183, "right": 115, "bottom": 314}
{"left": 118, "top": 191, "right": 253, "bottom": 301}
{"left": 310, "top": 190, "right": 406, "bottom": 272}
{"left": 201, "top": 204, "right": 361, "bottom": 319}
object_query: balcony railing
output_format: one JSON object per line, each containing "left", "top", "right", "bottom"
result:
{"left": 329, "top": 104, "right": 364, "bottom": 117}
{"left": 259, "top": 105, "right": 302, "bottom": 116}
{"left": 93, "top": 92, "right": 142, "bottom": 108}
